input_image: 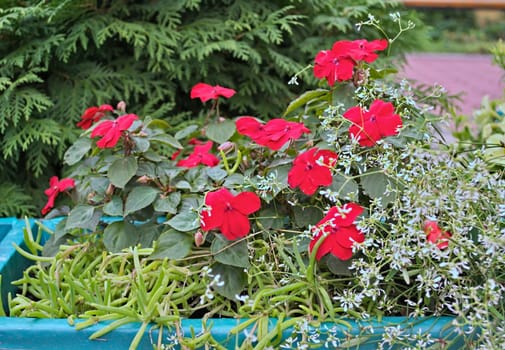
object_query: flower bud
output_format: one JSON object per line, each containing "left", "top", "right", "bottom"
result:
{"left": 218, "top": 141, "right": 235, "bottom": 152}
{"left": 105, "top": 183, "right": 115, "bottom": 196}
{"left": 116, "top": 101, "right": 126, "bottom": 113}
{"left": 136, "top": 175, "right": 151, "bottom": 184}
{"left": 194, "top": 231, "right": 205, "bottom": 247}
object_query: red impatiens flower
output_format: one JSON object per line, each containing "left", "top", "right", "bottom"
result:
{"left": 236, "top": 117, "right": 310, "bottom": 150}
{"left": 288, "top": 148, "right": 338, "bottom": 195}
{"left": 190, "top": 83, "right": 236, "bottom": 103}
{"left": 90, "top": 114, "right": 139, "bottom": 149}
{"left": 313, "top": 49, "right": 356, "bottom": 87}
{"left": 342, "top": 99, "right": 402, "bottom": 147}
{"left": 313, "top": 39, "right": 388, "bottom": 86}
{"left": 424, "top": 220, "right": 452, "bottom": 249}
{"left": 309, "top": 203, "right": 365, "bottom": 261}
{"left": 176, "top": 140, "right": 220, "bottom": 168}
{"left": 347, "top": 39, "right": 388, "bottom": 63}
{"left": 42, "top": 176, "right": 75, "bottom": 215}
{"left": 200, "top": 188, "right": 261, "bottom": 240}
{"left": 76, "top": 104, "right": 114, "bottom": 130}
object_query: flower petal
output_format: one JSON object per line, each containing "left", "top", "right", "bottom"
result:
{"left": 232, "top": 192, "right": 261, "bottom": 215}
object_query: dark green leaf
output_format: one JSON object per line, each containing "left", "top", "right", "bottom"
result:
{"left": 283, "top": 89, "right": 329, "bottom": 117}
{"left": 150, "top": 134, "right": 182, "bottom": 149}
{"left": 330, "top": 173, "right": 359, "bottom": 199}
{"left": 131, "top": 136, "right": 150, "bottom": 153}
{"left": 360, "top": 168, "right": 397, "bottom": 206}
{"left": 324, "top": 254, "right": 353, "bottom": 276}
{"left": 206, "top": 167, "right": 228, "bottom": 182}
{"left": 65, "top": 204, "right": 100, "bottom": 231}
{"left": 103, "top": 196, "right": 123, "bottom": 216}
{"left": 211, "top": 235, "right": 250, "bottom": 268}
{"left": 175, "top": 125, "right": 198, "bottom": 140}
{"left": 103, "top": 221, "right": 138, "bottom": 252}
{"left": 108, "top": 157, "right": 138, "bottom": 189}
{"left": 211, "top": 262, "right": 247, "bottom": 300}
{"left": 223, "top": 173, "right": 245, "bottom": 187}
{"left": 149, "top": 229, "right": 193, "bottom": 259}
{"left": 205, "top": 120, "right": 236, "bottom": 144}
{"left": 293, "top": 206, "right": 323, "bottom": 228}
{"left": 165, "top": 210, "right": 200, "bottom": 232}
{"left": 63, "top": 137, "right": 92, "bottom": 166}
{"left": 154, "top": 192, "right": 181, "bottom": 214}
{"left": 124, "top": 186, "right": 160, "bottom": 216}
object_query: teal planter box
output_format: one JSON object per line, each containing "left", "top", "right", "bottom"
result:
{"left": 0, "top": 218, "right": 468, "bottom": 349}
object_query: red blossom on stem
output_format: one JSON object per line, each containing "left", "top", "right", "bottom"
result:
{"left": 313, "top": 39, "right": 388, "bottom": 86}
{"left": 190, "top": 83, "right": 236, "bottom": 103}
{"left": 309, "top": 203, "right": 365, "bottom": 261}
{"left": 343, "top": 99, "right": 402, "bottom": 147}
{"left": 347, "top": 39, "right": 388, "bottom": 63}
{"left": 42, "top": 176, "right": 75, "bottom": 215}
{"left": 76, "top": 104, "right": 114, "bottom": 130}
{"left": 90, "top": 114, "right": 139, "bottom": 149}
{"left": 176, "top": 140, "right": 220, "bottom": 168}
{"left": 313, "top": 49, "right": 356, "bottom": 87}
{"left": 236, "top": 117, "right": 310, "bottom": 150}
{"left": 288, "top": 148, "right": 338, "bottom": 195}
{"left": 424, "top": 220, "right": 452, "bottom": 249}
{"left": 200, "top": 188, "right": 261, "bottom": 240}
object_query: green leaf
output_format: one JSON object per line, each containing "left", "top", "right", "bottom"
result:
{"left": 210, "top": 262, "right": 247, "bottom": 300}
{"left": 103, "top": 196, "right": 124, "bottom": 216}
{"left": 103, "top": 221, "right": 139, "bottom": 253}
{"left": 283, "top": 89, "right": 329, "bottom": 117}
{"left": 223, "top": 173, "right": 245, "bottom": 187}
{"left": 293, "top": 206, "right": 323, "bottom": 228}
{"left": 149, "top": 229, "right": 193, "bottom": 260}
{"left": 63, "top": 137, "right": 92, "bottom": 166}
{"left": 324, "top": 254, "right": 353, "bottom": 276}
{"left": 165, "top": 210, "right": 200, "bottom": 232}
{"left": 330, "top": 173, "right": 359, "bottom": 199}
{"left": 65, "top": 204, "right": 100, "bottom": 231}
{"left": 360, "top": 168, "right": 397, "bottom": 206}
{"left": 124, "top": 186, "right": 160, "bottom": 216}
{"left": 149, "top": 134, "right": 182, "bottom": 149}
{"left": 206, "top": 167, "right": 228, "bottom": 182}
{"left": 153, "top": 192, "right": 181, "bottom": 214}
{"left": 175, "top": 125, "right": 198, "bottom": 140}
{"left": 211, "top": 235, "right": 250, "bottom": 268}
{"left": 205, "top": 120, "right": 236, "bottom": 144}
{"left": 108, "top": 157, "right": 138, "bottom": 189}
{"left": 131, "top": 136, "right": 150, "bottom": 153}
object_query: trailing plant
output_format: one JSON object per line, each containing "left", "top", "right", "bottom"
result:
{"left": 0, "top": 0, "right": 425, "bottom": 216}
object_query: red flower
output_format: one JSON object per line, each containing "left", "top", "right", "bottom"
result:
{"left": 309, "top": 203, "right": 365, "bottom": 261}
{"left": 288, "top": 148, "right": 338, "bottom": 195}
{"left": 42, "top": 176, "right": 75, "bottom": 215}
{"left": 91, "top": 114, "right": 139, "bottom": 149}
{"left": 313, "top": 49, "right": 355, "bottom": 86}
{"left": 347, "top": 39, "right": 388, "bottom": 63}
{"left": 200, "top": 188, "right": 261, "bottom": 240}
{"left": 176, "top": 140, "right": 219, "bottom": 168}
{"left": 190, "top": 83, "right": 236, "bottom": 103}
{"left": 343, "top": 99, "right": 402, "bottom": 147}
{"left": 424, "top": 220, "right": 452, "bottom": 249}
{"left": 76, "top": 104, "right": 114, "bottom": 130}
{"left": 236, "top": 117, "right": 310, "bottom": 150}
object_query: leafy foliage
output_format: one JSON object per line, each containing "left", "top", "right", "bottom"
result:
{"left": 0, "top": 0, "right": 424, "bottom": 216}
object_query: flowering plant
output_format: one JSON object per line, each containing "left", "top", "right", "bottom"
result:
{"left": 8, "top": 25, "right": 505, "bottom": 350}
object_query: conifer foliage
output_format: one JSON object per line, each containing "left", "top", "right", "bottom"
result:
{"left": 0, "top": 0, "right": 419, "bottom": 216}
